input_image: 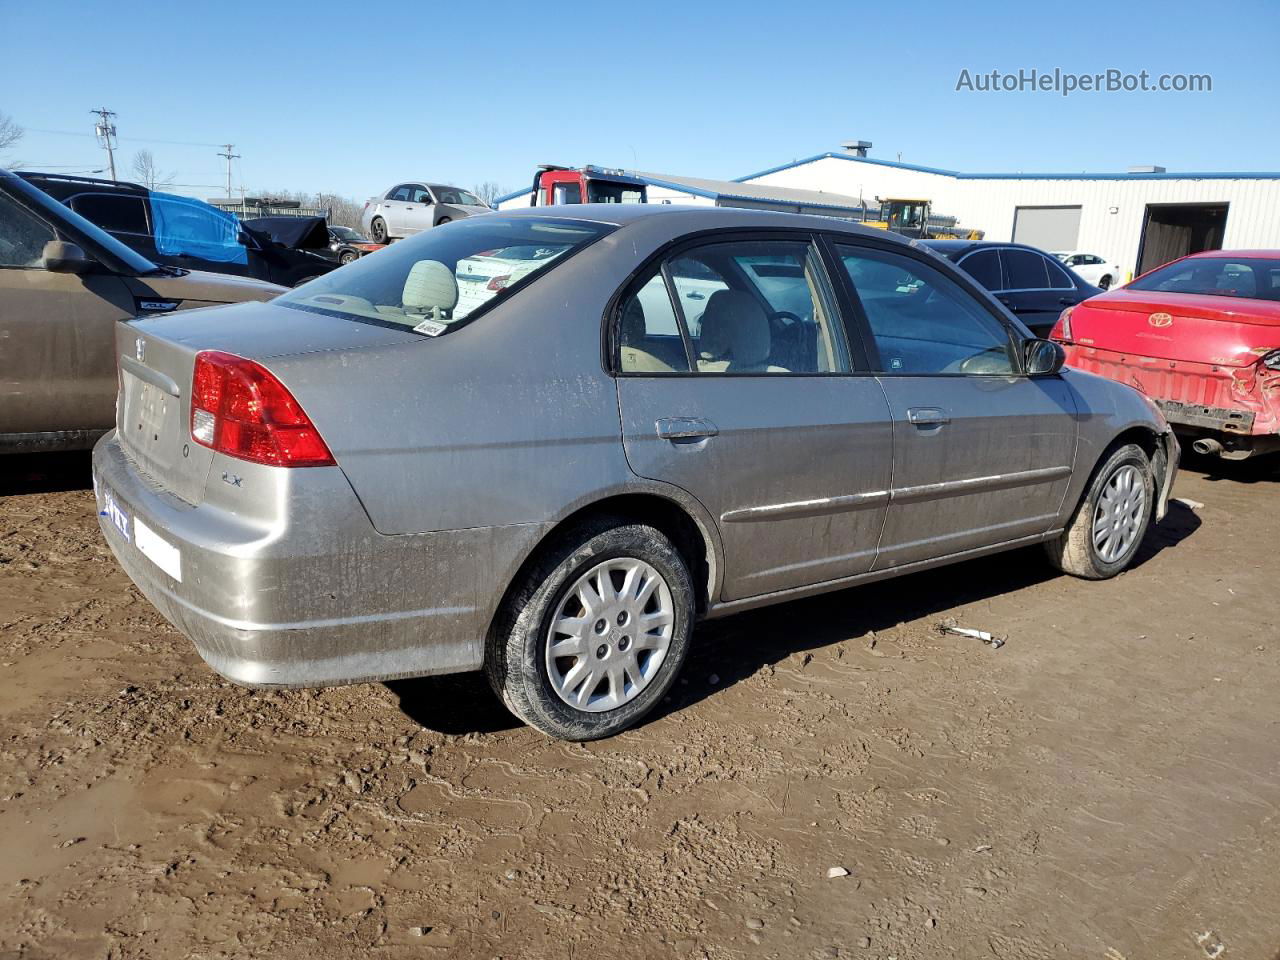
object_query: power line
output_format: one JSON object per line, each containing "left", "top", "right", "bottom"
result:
{"left": 26, "top": 126, "right": 226, "bottom": 149}
{"left": 90, "top": 108, "right": 117, "bottom": 181}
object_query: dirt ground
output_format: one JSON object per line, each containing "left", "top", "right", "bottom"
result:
{"left": 2, "top": 451, "right": 1278, "bottom": 960}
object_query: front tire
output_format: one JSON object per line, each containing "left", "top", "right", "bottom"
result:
{"left": 339, "top": 250, "right": 358, "bottom": 265}
{"left": 370, "top": 217, "right": 388, "bottom": 243}
{"left": 486, "top": 520, "right": 694, "bottom": 741}
{"left": 1045, "top": 443, "right": 1154, "bottom": 579}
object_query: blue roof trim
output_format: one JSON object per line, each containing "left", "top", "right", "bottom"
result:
{"left": 493, "top": 186, "right": 532, "bottom": 205}
{"left": 734, "top": 151, "right": 1280, "bottom": 183}
{"left": 635, "top": 176, "right": 722, "bottom": 201}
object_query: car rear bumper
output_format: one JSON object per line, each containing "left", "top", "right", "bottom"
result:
{"left": 92, "top": 431, "right": 547, "bottom": 687}
{"left": 1063, "top": 345, "right": 1280, "bottom": 439}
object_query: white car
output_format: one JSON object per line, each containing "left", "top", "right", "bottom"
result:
{"left": 1055, "top": 251, "right": 1123, "bottom": 290}
{"left": 361, "top": 182, "right": 491, "bottom": 243}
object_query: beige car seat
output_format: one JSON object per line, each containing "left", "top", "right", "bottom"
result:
{"left": 618, "top": 298, "right": 675, "bottom": 373}
{"left": 403, "top": 260, "right": 458, "bottom": 321}
{"left": 697, "top": 290, "right": 787, "bottom": 373}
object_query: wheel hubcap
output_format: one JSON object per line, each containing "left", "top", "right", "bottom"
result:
{"left": 1092, "top": 464, "right": 1146, "bottom": 563}
{"left": 545, "top": 558, "right": 674, "bottom": 713}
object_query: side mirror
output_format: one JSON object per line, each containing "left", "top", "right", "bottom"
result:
{"left": 42, "top": 240, "right": 93, "bottom": 274}
{"left": 1024, "top": 338, "right": 1066, "bottom": 376}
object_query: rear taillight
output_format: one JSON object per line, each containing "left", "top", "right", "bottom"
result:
{"left": 190, "top": 351, "right": 335, "bottom": 467}
{"left": 486, "top": 274, "right": 511, "bottom": 291}
{"left": 1052, "top": 306, "right": 1074, "bottom": 342}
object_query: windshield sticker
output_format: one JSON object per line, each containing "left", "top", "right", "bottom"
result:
{"left": 412, "top": 318, "right": 448, "bottom": 337}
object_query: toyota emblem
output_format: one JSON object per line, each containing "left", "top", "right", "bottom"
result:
{"left": 1148, "top": 312, "right": 1173, "bottom": 328}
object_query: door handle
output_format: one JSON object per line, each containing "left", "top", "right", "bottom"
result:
{"left": 907, "top": 407, "right": 950, "bottom": 426}
{"left": 655, "top": 417, "right": 718, "bottom": 441}
{"left": 686, "top": 291, "right": 705, "bottom": 300}
{"left": 1058, "top": 297, "right": 1075, "bottom": 305}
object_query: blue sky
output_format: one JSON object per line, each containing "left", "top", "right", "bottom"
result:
{"left": 3, "top": 0, "right": 1275, "bottom": 201}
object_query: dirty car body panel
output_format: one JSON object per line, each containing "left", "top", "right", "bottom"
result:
{"left": 0, "top": 169, "right": 283, "bottom": 453}
{"left": 92, "top": 205, "right": 1177, "bottom": 690}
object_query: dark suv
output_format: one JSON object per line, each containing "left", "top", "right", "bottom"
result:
{"left": 921, "top": 240, "right": 1101, "bottom": 337}
{"left": 17, "top": 173, "right": 337, "bottom": 288}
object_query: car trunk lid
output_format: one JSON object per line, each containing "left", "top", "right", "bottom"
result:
{"left": 113, "top": 300, "right": 424, "bottom": 505}
{"left": 1070, "top": 290, "right": 1280, "bottom": 367}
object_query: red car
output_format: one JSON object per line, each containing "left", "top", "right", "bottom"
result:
{"left": 1051, "top": 251, "right": 1280, "bottom": 460}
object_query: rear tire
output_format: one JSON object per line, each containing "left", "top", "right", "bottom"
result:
{"left": 1045, "top": 443, "right": 1154, "bottom": 579}
{"left": 485, "top": 519, "right": 694, "bottom": 741}
{"left": 1098, "top": 275, "right": 1113, "bottom": 290}
{"left": 435, "top": 216, "right": 452, "bottom": 227}
{"left": 370, "top": 217, "right": 388, "bottom": 243}
{"left": 339, "top": 250, "right": 358, "bottom": 265}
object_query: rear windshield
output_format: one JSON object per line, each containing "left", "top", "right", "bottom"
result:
{"left": 277, "top": 216, "right": 613, "bottom": 335}
{"left": 1130, "top": 257, "right": 1280, "bottom": 302}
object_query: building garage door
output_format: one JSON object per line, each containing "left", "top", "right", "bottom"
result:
{"left": 1012, "top": 206, "right": 1082, "bottom": 251}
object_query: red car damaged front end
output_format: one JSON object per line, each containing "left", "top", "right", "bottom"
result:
{"left": 1050, "top": 253, "right": 1280, "bottom": 459}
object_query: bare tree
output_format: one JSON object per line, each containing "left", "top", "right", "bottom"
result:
{"left": 130, "top": 150, "right": 174, "bottom": 189}
{"left": 471, "top": 181, "right": 508, "bottom": 208}
{"left": 0, "top": 111, "right": 23, "bottom": 155}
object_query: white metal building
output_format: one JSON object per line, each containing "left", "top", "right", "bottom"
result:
{"left": 740, "top": 150, "right": 1280, "bottom": 278}
{"left": 496, "top": 147, "right": 1280, "bottom": 279}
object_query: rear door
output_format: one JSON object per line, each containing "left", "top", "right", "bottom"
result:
{"left": 382, "top": 184, "right": 412, "bottom": 234}
{"left": 0, "top": 191, "right": 132, "bottom": 439}
{"left": 615, "top": 233, "right": 893, "bottom": 601}
{"left": 402, "top": 185, "right": 435, "bottom": 235}
{"left": 997, "top": 247, "right": 1079, "bottom": 337}
{"left": 831, "top": 239, "right": 1077, "bottom": 569}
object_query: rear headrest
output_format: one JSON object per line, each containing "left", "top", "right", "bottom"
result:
{"left": 699, "top": 289, "right": 770, "bottom": 366}
{"left": 403, "top": 260, "right": 458, "bottom": 315}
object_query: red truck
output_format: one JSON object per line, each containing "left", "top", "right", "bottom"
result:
{"left": 1051, "top": 250, "right": 1280, "bottom": 460}
{"left": 528, "top": 165, "right": 648, "bottom": 206}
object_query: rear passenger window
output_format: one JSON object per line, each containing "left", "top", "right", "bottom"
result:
{"left": 72, "top": 193, "right": 149, "bottom": 235}
{"left": 617, "top": 271, "right": 690, "bottom": 373}
{"left": 837, "top": 245, "right": 1016, "bottom": 376}
{"left": 389, "top": 185, "right": 411, "bottom": 201}
{"left": 957, "top": 249, "right": 1002, "bottom": 290}
{"left": 1044, "top": 256, "right": 1076, "bottom": 289}
{"left": 615, "top": 239, "right": 851, "bottom": 376}
{"left": 1003, "top": 249, "right": 1051, "bottom": 289}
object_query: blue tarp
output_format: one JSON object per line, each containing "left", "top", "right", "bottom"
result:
{"left": 149, "top": 192, "right": 248, "bottom": 264}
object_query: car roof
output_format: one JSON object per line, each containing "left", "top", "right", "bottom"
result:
{"left": 15, "top": 171, "right": 150, "bottom": 197}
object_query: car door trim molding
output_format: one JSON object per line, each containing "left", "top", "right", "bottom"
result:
{"left": 720, "top": 489, "right": 890, "bottom": 523}
{"left": 890, "top": 464, "right": 1072, "bottom": 504}
{"left": 719, "top": 464, "right": 1070, "bottom": 525}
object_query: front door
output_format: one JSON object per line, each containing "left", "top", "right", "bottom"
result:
{"left": 831, "top": 240, "right": 1077, "bottom": 569}
{"left": 0, "top": 192, "right": 131, "bottom": 439}
{"left": 614, "top": 234, "right": 893, "bottom": 601}
{"left": 382, "top": 184, "right": 412, "bottom": 235}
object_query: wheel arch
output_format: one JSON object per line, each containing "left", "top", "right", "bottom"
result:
{"left": 483, "top": 489, "right": 723, "bottom": 658}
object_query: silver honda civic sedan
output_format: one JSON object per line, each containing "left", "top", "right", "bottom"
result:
{"left": 92, "top": 205, "right": 1178, "bottom": 740}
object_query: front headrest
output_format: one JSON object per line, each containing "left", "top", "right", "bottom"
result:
{"left": 621, "top": 297, "right": 646, "bottom": 341}
{"left": 699, "top": 289, "right": 770, "bottom": 366}
{"left": 403, "top": 260, "right": 458, "bottom": 314}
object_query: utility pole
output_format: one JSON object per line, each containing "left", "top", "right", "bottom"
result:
{"left": 217, "top": 144, "right": 240, "bottom": 206}
{"left": 91, "top": 108, "right": 118, "bottom": 180}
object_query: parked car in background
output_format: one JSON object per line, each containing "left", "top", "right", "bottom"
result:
{"left": 923, "top": 240, "right": 1102, "bottom": 337}
{"left": 327, "top": 225, "right": 384, "bottom": 264}
{"left": 361, "top": 182, "right": 490, "bottom": 243}
{"left": 1052, "top": 250, "right": 1280, "bottom": 460}
{"left": 92, "top": 205, "right": 1176, "bottom": 741}
{"left": 1055, "top": 251, "right": 1123, "bottom": 290}
{"left": 0, "top": 169, "right": 283, "bottom": 454}
{"left": 17, "top": 173, "right": 336, "bottom": 287}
